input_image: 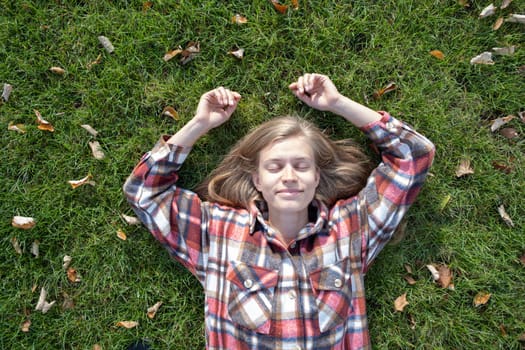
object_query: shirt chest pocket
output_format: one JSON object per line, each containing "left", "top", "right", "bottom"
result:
{"left": 226, "top": 261, "right": 279, "bottom": 334}
{"left": 309, "top": 257, "right": 353, "bottom": 333}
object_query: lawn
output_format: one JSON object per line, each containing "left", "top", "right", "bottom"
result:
{"left": 1, "top": 0, "right": 524, "bottom": 349}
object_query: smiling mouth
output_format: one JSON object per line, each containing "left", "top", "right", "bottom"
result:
{"left": 277, "top": 189, "right": 303, "bottom": 194}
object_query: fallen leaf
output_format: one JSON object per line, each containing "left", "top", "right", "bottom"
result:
{"left": 373, "top": 82, "right": 397, "bottom": 99}
{"left": 35, "top": 287, "right": 56, "bottom": 313}
{"left": 87, "top": 54, "right": 103, "bottom": 69}
{"left": 404, "top": 264, "right": 413, "bottom": 274}
{"left": 116, "top": 321, "right": 139, "bottom": 329}
{"left": 179, "top": 41, "right": 200, "bottom": 65}
{"left": 492, "top": 46, "right": 515, "bottom": 55}
{"left": 98, "top": 35, "right": 115, "bottom": 53}
{"left": 34, "top": 109, "right": 55, "bottom": 132}
{"left": 519, "top": 111, "right": 525, "bottom": 123}
{"left": 49, "top": 66, "right": 65, "bottom": 75}
{"left": 473, "top": 291, "right": 491, "bottom": 307}
{"left": 408, "top": 313, "right": 416, "bottom": 329}
{"left": 479, "top": 3, "right": 496, "bottom": 18}
{"left": 500, "top": 127, "right": 518, "bottom": 138}
{"left": 21, "top": 319, "right": 31, "bottom": 332}
{"left": 519, "top": 332, "right": 525, "bottom": 342}
{"left": 439, "top": 194, "right": 452, "bottom": 211}
{"left": 497, "top": 204, "right": 514, "bottom": 227}
{"left": 490, "top": 115, "right": 514, "bottom": 132}
{"left": 117, "top": 229, "right": 127, "bottom": 241}
{"left": 426, "top": 264, "right": 440, "bottom": 281}
{"left": 147, "top": 301, "right": 163, "bottom": 319}
{"left": 122, "top": 214, "right": 141, "bottom": 225}
{"left": 32, "top": 284, "right": 38, "bottom": 293}
{"left": 2, "top": 83, "right": 12, "bottom": 101}
{"left": 270, "top": 0, "right": 288, "bottom": 14}
{"left": 499, "top": 324, "right": 508, "bottom": 337}
{"left": 228, "top": 48, "right": 245, "bottom": 60}
{"left": 231, "top": 14, "right": 248, "bottom": 24}
{"left": 437, "top": 265, "right": 453, "bottom": 289}
{"left": 455, "top": 159, "right": 474, "bottom": 177}
{"left": 89, "top": 141, "right": 105, "bottom": 160}
{"left": 519, "top": 252, "right": 525, "bottom": 266}
{"left": 93, "top": 345, "right": 102, "bottom": 350}
{"left": 291, "top": 0, "right": 299, "bottom": 9}
{"left": 11, "top": 237, "right": 23, "bottom": 254}
{"left": 12, "top": 216, "right": 36, "bottom": 229}
{"left": 67, "top": 267, "right": 81, "bottom": 283}
{"left": 500, "top": 0, "right": 512, "bottom": 9}
{"left": 491, "top": 160, "right": 513, "bottom": 174}
{"left": 161, "top": 106, "right": 179, "bottom": 120}
{"left": 81, "top": 124, "right": 99, "bottom": 137}
{"left": 68, "top": 174, "right": 94, "bottom": 189}
{"left": 63, "top": 255, "right": 73, "bottom": 269}
{"left": 430, "top": 50, "right": 445, "bottom": 60}
{"left": 62, "top": 292, "right": 75, "bottom": 310}
{"left": 142, "top": 1, "right": 153, "bottom": 12}
{"left": 31, "top": 240, "right": 40, "bottom": 257}
{"left": 458, "top": 0, "right": 470, "bottom": 7}
{"left": 404, "top": 275, "right": 417, "bottom": 285}
{"left": 394, "top": 293, "right": 409, "bottom": 312}
{"left": 492, "top": 16, "right": 504, "bottom": 30}
{"left": 470, "top": 51, "right": 494, "bottom": 65}
{"left": 505, "top": 14, "right": 525, "bottom": 24}
{"left": 8, "top": 122, "right": 26, "bottom": 133}
{"left": 163, "top": 48, "right": 182, "bottom": 62}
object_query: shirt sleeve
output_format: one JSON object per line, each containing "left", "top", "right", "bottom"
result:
{"left": 355, "top": 112, "right": 435, "bottom": 271}
{"left": 122, "top": 136, "right": 209, "bottom": 284}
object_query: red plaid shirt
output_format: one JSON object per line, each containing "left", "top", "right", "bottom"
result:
{"left": 124, "top": 112, "right": 435, "bottom": 349}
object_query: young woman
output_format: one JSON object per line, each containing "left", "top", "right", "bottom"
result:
{"left": 123, "top": 73, "right": 435, "bottom": 349}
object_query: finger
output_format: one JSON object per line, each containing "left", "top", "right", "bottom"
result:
{"left": 297, "top": 75, "right": 305, "bottom": 94}
{"left": 288, "top": 82, "right": 298, "bottom": 91}
{"left": 215, "top": 86, "right": 228, "bottom": 106}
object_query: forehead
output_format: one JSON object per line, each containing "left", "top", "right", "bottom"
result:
{"left": 258, "top": 136, "right": 315, "bottom": 161}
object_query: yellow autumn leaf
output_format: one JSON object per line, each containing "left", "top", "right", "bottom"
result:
{"left": 34, "top": 109, "right": 55, "bottom": 132}
{"left": 161, "top": 106, "right": 179, "bottom": 120}
{"left": 231, "top": 14, "right": 248, "bottom": 24}
{"left": 8, "top": 121, "right": 26, "bottom": 133}
{"left": 116, "top": 321, "right": 139, "bottom": 329}
{"left": 163, "top": 48, "right": 183, "bottom": 62}
{"left": 50, "top": 66, "right": 65, "bottom": 75}
{"left": 270, "top": 0, "right": 288, "bottom": 14}
{"left": 373, "top": 82, "right": 397, "bottom": 99}
{"left": 117, "top": 229, "right": 127, "bottom": 241}
{"left": 67, "top": 267, "right": 81, "bottom": 283}
{"left": 473, "top": 291, "right": 491, "bottom": 307}
{"left": 394, "top": 293, "right": 409, "bottom": 312}
{"left": 147, "top": 301, "right": 163, "bottom": 319}
{"left": 68, "top": 174, "right": 94, "bottom": 189}
{"left": 430, "top": 50, "right": 445, "bottom": 60}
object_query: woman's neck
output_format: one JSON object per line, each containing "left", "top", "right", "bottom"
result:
{"left": 268, "top": 210, "right": 309, "bottom": 245}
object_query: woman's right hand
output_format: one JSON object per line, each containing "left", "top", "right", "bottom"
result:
{"left": 194, "top": 87, "right": 242, "bottom": 131}
{"left": 289, "top": 73, "right": 341, "bottom": 112}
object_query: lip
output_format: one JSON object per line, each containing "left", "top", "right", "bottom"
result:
{"left": 276, "top": 189, "right": 303, "bottom": 195}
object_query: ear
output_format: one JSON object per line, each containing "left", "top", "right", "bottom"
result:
{"left": 252, "top": 171, "right": 261, "bottom": 191}
{"left": 314, "top": 168, "right": 320, "bottom": 187}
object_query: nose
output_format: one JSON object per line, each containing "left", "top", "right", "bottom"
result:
{"left": 281, "top": 165, "right": 297, "bottom": 182}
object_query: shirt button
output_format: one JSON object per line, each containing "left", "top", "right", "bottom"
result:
{"left": 386, "top": 121, "right": 395, "bottom": 130}
{"left": 244, "top": 279, "right": 253, "bottom": 289}
{"left": 290, "top": 242, "right": 296, "bottom": 249}
{"left": 288, "top": 290, "right": 297, "bottom": 300}
{"left": 334, "top": 278, "right": 343, "bottom": 288}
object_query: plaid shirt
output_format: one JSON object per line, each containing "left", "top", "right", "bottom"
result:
{"left": 124, "top": 112, "right": 435, "bottom": 350}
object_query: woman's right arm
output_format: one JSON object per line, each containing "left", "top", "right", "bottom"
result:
{"left": 122, "top": 87, "right": 240, "bottom": 280}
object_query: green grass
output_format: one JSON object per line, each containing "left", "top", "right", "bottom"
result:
{"left": 1, "top": 0, "right": 524, "bottom": 349}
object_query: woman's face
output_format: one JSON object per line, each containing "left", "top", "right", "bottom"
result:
{"left": 252, "top": 136, "right": 320, "bottom": 218}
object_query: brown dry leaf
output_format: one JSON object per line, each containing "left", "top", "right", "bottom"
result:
{"left": 426, "top": 264, "right": 440, "bottom": 281}
{"left": 67, "top": 267, "right": 81, "bottom": 283}
{"left": 89, "top": 141, "right": 105, "bottom": 160}
{"left": 231, "top": 14, "right": 248, "bottom": 24}
{"left": 68, "top": 174, "right": 94, "bottom": 189}
{"left": 500, "top": 127, "right": 518, "bottom": 139}
{"left": 270, "top": 0, "right": 288, "bottom": 14}
{"left": 35, "top": 287, "right": 56, "bottom": 313}
{"left": 479, "top": 3, "right": 496, "bottom": 18}
{"left": 493, "top": 16, "right": 504, "bottom": 30}
{"left": 473, "top": 291, "right": 491, "bottom": 307}
{"left": 455, "top": 159, "right": 474, "bottom": 177}
{"left": 142, "top": 1, "right": 153, "bottom": 12}
{"left": 50, "top": 66, "right": 65, "bottom": 75}
{"left": 34, "top": 109, "right": 55, "bottom": 132}
{"left": 291, "top": 0, "right": 299, "bottom": 9}
{"left": 404, "top": 264, "right": 413, "bottom": 274}
{"left": 31, "top": 240, "right": 40, "bottom": 257}
{"left": 62, "top": 292, "right": 75, "bottom": 310}
{"left": 228, "top": 48, "right": 245, "bottom": 60}
{"left": 147, "top": 301, "right": 163, "bottom": 319}
{"left": 408, "top": 313, "right": 416, "bottom": 329}
{"left": 163, "top": 48, "right": 183, "bottom": 62}
{"left": 2, "top": 83, "right": 13, "bottom": 101}
{"left": 470, "top": 51, "right": 494, "bottom": 65}
{"left": 8, "top": 122, "right": 27, "bottom": 133}
{"left": 180, "top": 41, "right": 200, "bottom": 65}
{"left": 116, "top": 321, "right": 139, "bottom": 329}
{"left": 11, "top": 237, "right": 23, "bottom": 254}
{"left": 394, "top": 293, "right": 409, "bottom": 312}
{"left": 499, "top": 324, "right": 508, "bottom": 337}
{"left": 98, "top": 35, "right": 115, "bottom": 53}
{"left": 491, "top": 160, "right": 513, "bottom": 174}
{"left": 404, "top": 275, "right": 417, "bottom": 285}
{"left": 519, "top": 252, "right": 525, "bottom": 266}
{"left": 430, "top": 50, "right": 445, "bottom": 60}
{"left": 505, "top": 14, "right": 525, "bottom": 24}
{"left": 117, "top": 229, "right": 127, "bottom": 241}
{"left": 373, "top": 82, "right": 397, "bottom": 99}
{"left": 492, "top": 46, "right": 515, "bottom": 55}
{"left": 12, "top": 216, "right": 36, "bottom": 229}
{"left": 490, "top": 115, "right": 515, "bottom": 132}
{"left": 122, "top": 214, "right": 141, "bottom": 225}
{"left": 81, "top": 124, "right": 99, "bottom": 137}
{"left": 21, "top": 319, "right": 31, "bottom": 332}
{"left": 87, "top": 54, "right": 103, "bottom": 69}
{"left": 63, "top": 255, "right": 73, "bottom": 269}
{"left": 520, "top": 111, "right": 525, "bottom": 123}
{"left": 161, "top": 106, "right": 179, "bottom": 120}
{"left": 501, "top": 0, "right": 512, "bottom": 9}
{"left": 497, "top": 204, "right": 514, "bottom": 227}
{"left": 437, "top": 265, "right": 453, "bottom": 289}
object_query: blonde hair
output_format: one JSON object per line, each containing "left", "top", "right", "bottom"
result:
{"left": 195, "top": 116, "right": 372, "bottom": 209}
